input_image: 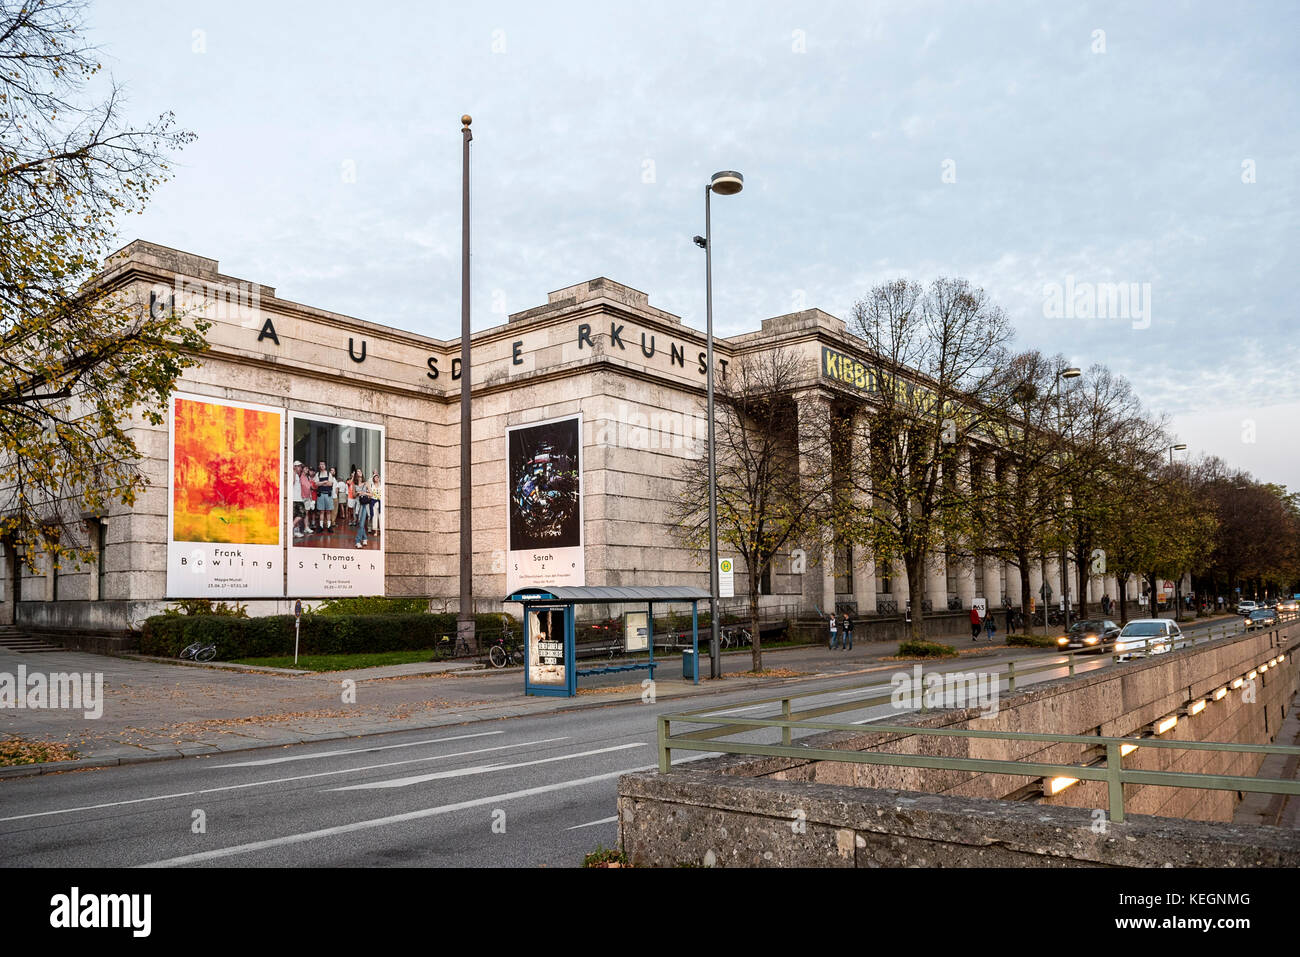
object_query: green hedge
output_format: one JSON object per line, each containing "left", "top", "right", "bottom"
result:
{"left": 898, "top": 639, "right": 958, "bottom": 658}
{"left": 140, "top": 612, "right": 513, "bottom": 661}
{"left": 1006, "top": 632, "right": 1057, "bottom": 648}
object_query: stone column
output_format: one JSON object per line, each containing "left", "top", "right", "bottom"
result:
{"left": 849, "top": 411, "right": 876, "bottom": 614}
{"left": 892, "top": 557, "right": 909, "bottom": 614}
{"left": 926, "top": 549, "right": 948, "bottom": 612}
{"left": 796, "top": 390, "right": 833, "bottom": 615}
{"left": 953, "top": 447, "right": 976, "bottom": 610}
{"left": 1028, "top": 561, "right": 1044, "bottom": 612}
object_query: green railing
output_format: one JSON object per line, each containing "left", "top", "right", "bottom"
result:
{"left": 657, "top": 627, "right": 1300, "bottom": 823}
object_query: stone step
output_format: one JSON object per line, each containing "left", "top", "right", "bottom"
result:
{"left": 0, "top": 637, "right": 63, "bottom": 652}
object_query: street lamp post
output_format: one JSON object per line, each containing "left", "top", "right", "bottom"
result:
{"left": 458, "top": 115, "right": 475, "bottom": 653}
{"left": 695, "top": 170, "right": 743, "bottom": 679}
{"left": 1056, "top": 366, "right": 1081, "bottom": 632}
{"left": 1166, "top": 443, "right": 1187, "bottom": 620}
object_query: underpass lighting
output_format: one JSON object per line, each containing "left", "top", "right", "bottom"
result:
{"left": 1120, "top": 743, "right": 1139, "bottom": 757}
{"left": 1232, "top": 678, "right": 1244, "bottom": 689}
{"left": 1188, "top": 699, "right": 1206, "bottom": 716}
{"left": 1046, "top": 776, "right": 1079, "bottom": 794}
{"left": 1213, "top": 687, "right": 1227, "bottom": 700}
{"left": 1259, "top": 663, "right": 1269, "bottom": 672}
{"left": 1248, "top": 670, "right": 1257, "bottom": 680}
{"left": 1154, "top": 715, "right": 1178, "bottom": 735}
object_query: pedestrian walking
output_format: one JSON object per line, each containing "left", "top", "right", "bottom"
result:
{"left": 984, "top": 614, "right": 996, "bottom": 642}
{"left": 842, "top": 613, "right": 854, "bottom": 650}
{"left": 969, "top": 604, "right": 982, "bottom": 641}
{"left": 828, "top": 614, "right": 839, "bottom": 650}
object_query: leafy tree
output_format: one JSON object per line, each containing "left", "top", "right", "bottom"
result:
{"left": 671, "top": 348, "right": 832, "bottom": 672}
{"left": 840, "top": 277, "right": 1013, "bottom": 641}
{"left": 0, "top": 0, "right": 204, "bottom": 572}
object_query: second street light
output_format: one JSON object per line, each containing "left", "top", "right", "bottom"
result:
{"left": 694, "top": 169, "right": 743, "bottom": 679}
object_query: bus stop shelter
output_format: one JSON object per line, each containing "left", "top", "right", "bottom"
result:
{"left": 502, "top": 585, "right": 711, "bottom": 697}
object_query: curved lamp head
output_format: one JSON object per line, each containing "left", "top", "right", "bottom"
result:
{"left": 1172, "top": 443, "right": 1187, "bottom": 451}
{"left": 1061, "top": 366, "right": 1082, "bottom": 379}
{"left": 710, "top": 170, "right": 744, "bottom": 195}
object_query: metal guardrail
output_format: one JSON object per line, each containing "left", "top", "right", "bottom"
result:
{"left": 656, "top": 622, "right": 1300, "bottom": 823}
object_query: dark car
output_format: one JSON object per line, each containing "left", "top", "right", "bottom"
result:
{"left": 1056, "top": 618, "right": 1122, "bottom": 652}
{"left": 1245, "top": 607, "right": 1278, "bottom": 630}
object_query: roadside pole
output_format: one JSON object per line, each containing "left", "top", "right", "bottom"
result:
{"left": 294, "top": 599, "right": 302, "bottom": 666}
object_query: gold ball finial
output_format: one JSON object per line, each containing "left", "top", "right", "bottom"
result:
{"left": 461, "top": 114, "right": 472, "bottom": 127}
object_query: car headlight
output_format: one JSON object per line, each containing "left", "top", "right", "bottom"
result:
{"left": 1084, "top": 635, "right": 1098, "bottom": 644}
{"left": 1057, "top": 637, "right": 1069, "bottom": 645}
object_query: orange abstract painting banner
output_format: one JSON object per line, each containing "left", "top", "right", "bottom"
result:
{"left": 172, "top": 397, "right": 281, "bottom": 545}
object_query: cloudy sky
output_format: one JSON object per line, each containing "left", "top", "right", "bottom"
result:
{"left": 91, "top": 1, "right": 1298, "bottom": 488}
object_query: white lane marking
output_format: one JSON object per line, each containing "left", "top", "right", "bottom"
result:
{"left": 0, "top": 737, "right": 570, "bottom": 824}
{"left": 213, "top": 730, "right": 503, "bottom": 768}
{"left": 851, "top": 712, "right": 909, "bottom": 725}
{"left": 710, "top": 705, "right": 765, "bottom": 715}
{"left": 326, "top": 743, "right": 647, "bottom": 791}
{"left": 567, "top": 816, "right": 618, "bottom": 830}
{"left": 141, "top": 753, "right": 720, "bottom": 867}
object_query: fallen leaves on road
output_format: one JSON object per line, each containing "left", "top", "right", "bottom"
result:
{"left": 722, "top": 668, "right": 809, "bottom": 678}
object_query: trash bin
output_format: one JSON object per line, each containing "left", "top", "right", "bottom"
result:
{"left": 682, "top": 649, "right": 697, "bottom": 681}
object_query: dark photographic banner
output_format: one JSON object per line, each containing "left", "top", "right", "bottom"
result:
{"left": 287, "top": 413, "right": 385, "bottom": 597}
{"left": 506, "top": 414, "right": 584, "bottom": 592}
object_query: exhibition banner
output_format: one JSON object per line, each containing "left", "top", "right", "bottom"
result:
{"left": 505, "top": 415, "right": 585, "bottom": 593}
{"left": 287, "top": 412, "right": 386, "bottom": 597}
{"left": 166, "top": 393, "right": 284, "bottom": 597}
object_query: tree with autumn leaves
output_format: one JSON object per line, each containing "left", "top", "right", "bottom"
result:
{"left": 0, "top": 0, "right": 206, "bottom": 576}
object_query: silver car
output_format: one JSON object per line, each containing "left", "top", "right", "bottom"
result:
{"left": 1113, "top": 619, "right": 1180, "bottom": 659}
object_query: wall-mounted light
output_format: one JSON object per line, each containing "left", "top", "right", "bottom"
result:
{"left": 1120, "top": 743, "right": 1139, "bottom": 757}
{"left": 1248, "top": 670, "right": 1257, "bottom": 680}
{"left": 1232, "top": 677, "right": 1244, "bottom": 689}
{"left": 1213, "top": 687, "right": 1227, "bottom": 700}
{"left": 1046, "top": 776, "right": 1079, "bottom": 795}
{"left": 1188, "top": 699, "right": 1206, "bottom": 716}
{"left": 1154, "top": 715, "right": 1178, "bottom": 735}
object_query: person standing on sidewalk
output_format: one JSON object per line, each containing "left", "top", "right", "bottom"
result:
{"left": 828, "top": 613, "right": 839, "bottom": 650}
{"left": 842, "top": 613, "right": 854, "bottom": 650}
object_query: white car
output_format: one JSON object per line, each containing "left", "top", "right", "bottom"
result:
{"left": 1113, "top": 618, "right": 1181, "bottom": 659}
{"left": 1236, "top": 600, "right": 1259, "bottom": 614}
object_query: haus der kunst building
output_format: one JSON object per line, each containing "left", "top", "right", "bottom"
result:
{"left": 0, "top": 241, "right": 1147, "bottom": 634}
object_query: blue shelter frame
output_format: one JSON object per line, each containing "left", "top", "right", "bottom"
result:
{"left": 503, "top": 585, "right": 710, "bottom": 698}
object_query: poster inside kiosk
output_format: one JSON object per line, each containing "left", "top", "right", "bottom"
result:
{"left": 525, "top": 605, "right": 575, "bottom": 697}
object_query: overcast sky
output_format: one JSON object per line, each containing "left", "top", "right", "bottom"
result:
{"left": 91, "top": 1, "right": 1298, "bottom": 489}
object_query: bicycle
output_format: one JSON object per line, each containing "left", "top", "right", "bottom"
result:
{"left": 488, "top": 635, "right": 524, "bottom": 669}
{"left": 720, "top": 626, "right": 751, "bottom": 649}
{"left": 438, "top": 633, "right": 472, "bottom": 657}
{"left": 179, "top": 641, "right": 217, "bottom": 662}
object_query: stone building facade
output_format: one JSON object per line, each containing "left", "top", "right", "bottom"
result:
{"left": 0, "top": 240, "right": 1157, "bottom": 633}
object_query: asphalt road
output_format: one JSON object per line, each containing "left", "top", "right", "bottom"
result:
{"left": 0, "top": 617, "right": 1241, "bottom": 867}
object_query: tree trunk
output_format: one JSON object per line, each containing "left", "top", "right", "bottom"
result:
{"left": 907, "top": 551, "right": 926, "bottom": 642}
{"left": 1074, "top": 544, "right": 1090, "bottom": 619}
{"left": 1116, "top": 572, "right": 1129, "bottom": 623}
{"left": 749, "top": 584, "right": 762, "bottom": 673}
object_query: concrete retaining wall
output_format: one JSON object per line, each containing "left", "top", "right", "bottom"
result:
{"left": 620, "top": 623, "right": 1300, "bottom": 866}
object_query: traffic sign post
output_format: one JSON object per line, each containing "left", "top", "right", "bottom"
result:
{"left": 718, "top": 558, "right": 735, "bottom": 599}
